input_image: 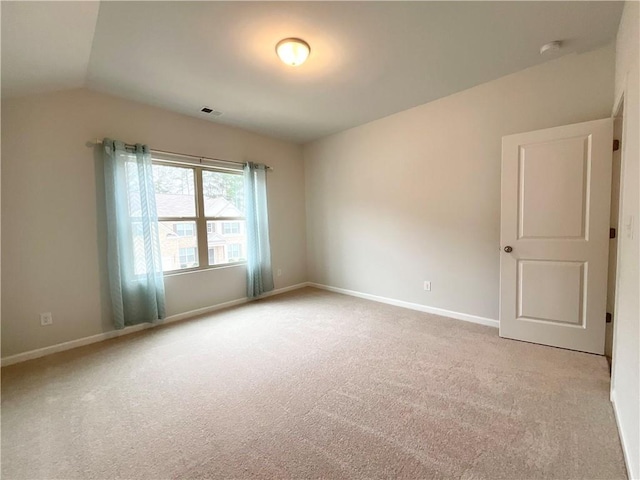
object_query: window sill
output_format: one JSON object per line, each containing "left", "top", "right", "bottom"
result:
{"left": 163, "top": 262, "right": 246, "bottom": 277}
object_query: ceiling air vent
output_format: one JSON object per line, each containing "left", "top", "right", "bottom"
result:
{"left": 201, "top": 106, "right": 223, "bottom": 117}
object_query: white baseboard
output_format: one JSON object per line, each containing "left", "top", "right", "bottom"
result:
{"left": 0, "top": 323, "right": 154, "bottom": 368}
{"left": 1, "top": 281, "right": 495, "bottom": 366}
{"left": 308, "top": 282, "right": 499, "bottom": 329}
{"left": 256, "top": 282, "right": 311, "bottom": 299}
{"left": 1, "top": 282, "right": 310, "bottom": 367}
{"left": 163, "top": 297, "right": 250, "bottom": 324}
{"left": 611, "top": 389, "right": 638, "bottom": 480}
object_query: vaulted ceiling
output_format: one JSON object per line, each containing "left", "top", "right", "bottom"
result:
{"left": 2, "top": 1, "right": 624, "bottom": 143}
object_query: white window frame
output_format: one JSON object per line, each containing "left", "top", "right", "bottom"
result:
{"left": 153, "top": 158, "right": 246, "bottom": 275}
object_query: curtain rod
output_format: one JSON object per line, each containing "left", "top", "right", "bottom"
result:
{"left": 93, "top": 139, "right": 272, "bottom": 171}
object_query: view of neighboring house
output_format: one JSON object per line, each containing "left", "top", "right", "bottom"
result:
{"left": 155, "top": 193, "right": 246, "bottom": 271}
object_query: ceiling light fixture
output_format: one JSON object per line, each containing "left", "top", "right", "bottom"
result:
{"left": 276, "top": 38, "right": 310, "bottom": 66}
{"left": 540, "top": 40, "right": 562, "bottom": 55}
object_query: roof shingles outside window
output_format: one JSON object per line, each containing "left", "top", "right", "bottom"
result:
{"left": 155, "top": 194, "right": 243, "bottom": 218}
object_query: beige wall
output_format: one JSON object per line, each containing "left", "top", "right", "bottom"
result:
{"left": 611, "top": 2, "right": 640, "bottom": 477}
{"left": 304, "top": 45, "right": 614, "bottom": 321}
{"left": 1, "top": 88, "right": 307, "bottom": 357}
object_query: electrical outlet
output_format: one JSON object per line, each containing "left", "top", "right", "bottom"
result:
{"left": 277, "top": 268, "right": 282, "bottom": 277}
{"left": 423, "top": 281, "right": 431, "bottom": 292}
{"left": 40, "top": 312, "right": 53, "bottom": 326}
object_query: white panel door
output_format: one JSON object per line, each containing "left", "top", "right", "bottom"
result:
{"left": 500, "top": 118, "right": 613, "bottom": 354}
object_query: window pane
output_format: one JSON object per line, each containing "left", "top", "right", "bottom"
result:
{"left": 202, "top": 170, "right": 244, "bottom": 218}
{"left": 207, "top": 220, "right": 246, "bottom": 265}
{"left": 159, "top": 221, "right": 199, "bottom": 271}
{"left": 153, "top": 164, "right": 196, "bottom": 217}
{"left": 174, "top": 223, "right": 195, "bottom": 237}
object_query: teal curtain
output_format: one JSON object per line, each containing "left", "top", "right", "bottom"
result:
{"left": 103, "top": 139, "right": 166, "bottom": 329}
{"left": 244, "top": 162, "right": 274, "bottom": 298}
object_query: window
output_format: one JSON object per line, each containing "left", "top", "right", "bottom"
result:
{"left": 222, "top": 222, "right": 241, "bottom": 235}
{"left": 175, "top": 223, "right": 195, "bottom": 237}
{"left": 152, "top": 160, "right": 246, "bottom": 273}
{"left": 227, "top": 243, "right": 242, "bottom": 260}
{"left": 179, "top": 247, "right": 197, "bottom": 267}
{"left": 179, "top": 247, "right": 197, "bottom": 266}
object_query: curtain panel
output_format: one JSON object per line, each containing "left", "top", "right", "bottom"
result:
{"left": 244, "top": 162, "right": 274, "bottom": 298}
{"left": 103, "top": 139, "right": 166, "bottom": 329}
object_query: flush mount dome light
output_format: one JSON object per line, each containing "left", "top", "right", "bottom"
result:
{"left": 276, "top": 38, "right": 310, "bottom": 66}
{"left": 540, "top": 40, "right": 562, "bottom": 55}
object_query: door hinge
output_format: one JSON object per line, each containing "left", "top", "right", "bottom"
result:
{"left": 606, "top": 312, "right": 612, "bottom": 323}
{"left": 610, "top": 228, "right": 616, "bottom": 239}
{"left": 613, "top": 139, "right": 620, "bottom": 151}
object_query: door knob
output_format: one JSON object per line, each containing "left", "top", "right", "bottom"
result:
{"left": 504, "top": 246, "right": 513, "bottom": 253}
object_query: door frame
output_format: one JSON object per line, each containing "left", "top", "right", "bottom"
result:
{"left": 609, "top": 92, "right": 626, "bottom": 394}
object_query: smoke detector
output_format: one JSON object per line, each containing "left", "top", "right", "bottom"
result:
{"left": 200, "top": 106, "right": 223, "bottom": 117}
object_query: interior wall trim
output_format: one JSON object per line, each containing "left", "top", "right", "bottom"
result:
{"left": 0, "top": 282, "right": 310, "bottom": 367}
{"left": 2, "top": 281, "right": 500, "bottom": 366}
{"left": 611, "top": 389, "right": 636, "bottom": 480}
{"left": 308, "top": 282, "right": 500, "bottom": 329}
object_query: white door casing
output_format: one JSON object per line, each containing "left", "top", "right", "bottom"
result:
{"left": 500, "top": 118, "right": 613, "bottom": 354}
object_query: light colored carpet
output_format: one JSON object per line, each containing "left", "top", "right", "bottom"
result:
{"left": 1, "top": 287, "right": 626, "bottom": 480}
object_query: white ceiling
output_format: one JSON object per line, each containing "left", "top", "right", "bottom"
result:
{"left": 1, "top": 1, "right": 100, "bottom": 97}
{"left": 2, "top": 1, "right": 623, "bottom": 143}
